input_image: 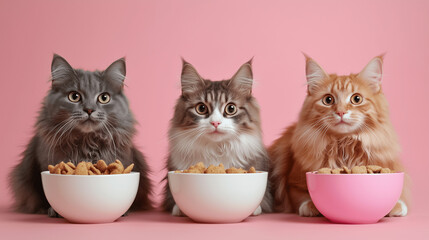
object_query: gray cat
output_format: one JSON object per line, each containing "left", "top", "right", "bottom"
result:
{"left": 9, "top": 54, "right": 152, "bottom": 214}
{"left": 163, "top": 59, "right": 273, "bottom": 216}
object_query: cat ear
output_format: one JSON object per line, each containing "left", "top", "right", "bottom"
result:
{"left": 51, "top": 54, "right": 77, "bottom": 87}
{"left": 229, "top": 59, "right": 253, "bottom": 96}
{"left": 358, "top": 56, "right": 383, "bottom": 93}
{"left": 181, "top": 59, "right": 205, "bottom": 97}
{"left": 305, "top": 56, "right": 329, "bottom": 94}
{"left": 103, "top": 57, "right": 126, "bottom": 91}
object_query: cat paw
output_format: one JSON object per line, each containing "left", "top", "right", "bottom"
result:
{"left": 252, "top": 206, "right": 262, "bottom": 216}
{"left": 47, "top": 207, "right": 62, "bottom": 218}
{"left": 172, "top": 204, "right": 186, "bottom": 217}
{"left": 388, "top": 200, "right": 408, "bottom": 217}
{"left": 298, "top": 200, "right": 321, "bottom": 217}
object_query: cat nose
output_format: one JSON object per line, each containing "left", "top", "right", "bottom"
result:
{"left": 84, "top": 108, "right": 95, "bottom": 115}
{"left": 336, "top": 111, "right": 345, "bottom": 117}
{"left": 211, "top": 121, "right": 221, "bottom": 128}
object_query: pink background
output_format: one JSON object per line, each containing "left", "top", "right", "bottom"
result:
{"left": 0, "top": 0, "right": 428, "bottom": 239}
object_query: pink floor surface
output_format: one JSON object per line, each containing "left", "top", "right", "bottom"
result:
{"left": 1, "top": 205, "right": 428, "bottom": 240}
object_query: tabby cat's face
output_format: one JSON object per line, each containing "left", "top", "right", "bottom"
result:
{"left": 304, "top": 56, "right": 385, "bottom": 135}
{"left": 46, "top": 55, "right": 131, "bottom": 134}
{"left": 170, "top": 60, "right": 261, "bottom": 142}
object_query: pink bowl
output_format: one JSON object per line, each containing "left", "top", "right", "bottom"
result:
{"left": 306, "top": 172, "right": 404, "bottom": 224}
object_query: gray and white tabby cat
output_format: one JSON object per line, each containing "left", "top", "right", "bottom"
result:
{"left": 9, "top": 54, "right": 152, "bottom": 214}
{"left": 163, "top": 59, "right": 273, "bottom": 215}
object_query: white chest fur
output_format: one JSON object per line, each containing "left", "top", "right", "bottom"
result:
{"left": 169, "top": 132, "right": 266, "bottom": 170}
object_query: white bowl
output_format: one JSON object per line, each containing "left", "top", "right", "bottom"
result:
{"left": 41, "top": 171, "right": 139, "bottom": 223}
{"left": 168, "top": 171, "right": 267, "bottom": 223}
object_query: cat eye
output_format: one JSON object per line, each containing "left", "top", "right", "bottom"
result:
{"left": 68, "top": 91, "right": 81, "bottom": 102}
{"left": 98, "top": 93, "right": 111, "bottom": 104}
{"left": 225, "top": 103, "right": 237, "bottom": 115}
{"left": 195, "top": 103, "right": 208, "bottom": 115}
{"left": 351, "top": 93, "right": 363, "bottom": 105}
{"left": 322, "top": 94, "right": 335, "bottom": 106}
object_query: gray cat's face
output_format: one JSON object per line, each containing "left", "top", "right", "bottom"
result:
{"left": 170, "top": 60, "right": 262, "bottom": 143}
{"left": 45, "top": 55, "right": 132, "bottom": 134}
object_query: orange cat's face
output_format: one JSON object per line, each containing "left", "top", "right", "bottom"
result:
{"left": 303, "top": 56, "right": 386, "bottom": 135}
{"left": 308, "top": 74, "right": 377, "bottom": 134}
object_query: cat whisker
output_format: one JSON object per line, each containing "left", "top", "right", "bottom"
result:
{"left": 297, "top": 116, "right": 331, "bottom": 146}
{"left": 303, "top": 121, "right": 329, "bottom": 153}
{"left": 44, "top": 117, "right": 73, "bottom": 141}
{"left": 57, "top": 119, "right": 77, "bottom": 158}
{"left": 102, "top": 122, "right": 117, "bottom": 161}
{"left": 47, "top": 118, "right": 76, "bottom": 164}
{"left": 181, "top": 130, "right": 205, "bottom": 158}
{"left": 169, "top": 128, "right": 204, "bottom": 140}
{"left": 106, "top": 119, "right": 124, "bottom": 139}
{"left": 171, "top": 128, "right": 206, "bottom": 159}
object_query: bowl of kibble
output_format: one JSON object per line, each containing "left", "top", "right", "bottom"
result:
{"left": 306, "top": 165, "right": 404, "bottom": 224}
{"left": 168, "top": 162, "right": 267, "bottom": 223}
{"left": 41, "top": 160, "right": 139, "bottom": 224}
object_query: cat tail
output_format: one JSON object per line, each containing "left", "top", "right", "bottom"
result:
{"left": 8, "top": 135, "right": 49, "bottom": 213}
{"left": 129, "top": 146, "right": 154, "bottom": 211}
{"left": 268, "top": 124, "right": 297, "bottom": 213}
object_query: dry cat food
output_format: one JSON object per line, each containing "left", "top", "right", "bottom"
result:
{"left": 48, "top": 160, "right": 134, "bottom": 175}
{"left": 174, "top": 162, "right": 257, "bottom": 174}
{"left": 317, "top": 165, "right": 394, "bottom": 174}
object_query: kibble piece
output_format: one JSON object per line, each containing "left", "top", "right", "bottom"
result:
{"left": 96, "top": 160, "right": 108, "bottom": 172}
{"left": 183, "top": 162, "right": 205, "bottom": 173}
{"left": 89, "top": 165, "right": 101, "bottom": 175}
{"left": 48, "top": 165, "right": 55, "bottom": 173}
{"left": 331, "top": 168, "right": 343, "bottom": 174}
{"left": 54, "top": 165, "right": 62, "bottom": 174}
{"left": 205, "top": 163, "right": 226, "bottom": 174}
{"left": 248, "top": 167, "right": 256, "bottom": 173}
{"left": 75, "top": 161, "right": 89, "bottom": 175}
{"left": 123, "top": 163, "right": 134, "bottom": 174}
{"left": 367, "top": 165, "right": 382, "bottom": 173}
{"left": 351, "top": 166, "right": 367, "bottom": 174}
{"left": 380, "top": 168, "right": 391, "bottom": 173}
{"left": 108, "top": 160, "right": 125, "bottom": 174}
{"left": 183, "top": 167, "right": 202, "bottom": 173}
{"left": 183, "top": 168, "right": 203, "bottom": 173}
{"left": 193, "top": 162, "right": 206, "bottom": 172}
{"left": 342, "top": 166, "right": 351, "bottom": 174}
{"left": 58, "top": 162, "right": 66, "bottom": 170}
{"left": 66, "top": 162, "right": 76, "bottom": 169}
{"left": 318, "top": 168, "right": 332, "bottom": 174}
{"left": 226, "top": 167, "right": 247, "bottom": 173}
{"left": 86, "top": 162, "right": 93, "bottom": 170}
{"left": 183, "top": 168, "right": 204, "bottom": 173}
{"left": 63, "top": 163, "right": 74, "bottom": 175}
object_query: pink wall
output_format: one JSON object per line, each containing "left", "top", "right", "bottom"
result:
{"left": 0, "top": 0, "right": 428, "bottom": 213}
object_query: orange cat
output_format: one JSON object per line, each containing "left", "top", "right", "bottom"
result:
{"left": 269, "top": 55, "right": 408, "bottom": 217}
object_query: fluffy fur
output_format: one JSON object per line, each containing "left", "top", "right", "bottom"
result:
{"left": 163, "top": 59, "right": 272, "bottom": 215}
{"left": 9, "top": 54, "right": 153, "bottom": 214}
{"left": 269, "top": 55, "right": 408, "bottom": 217}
